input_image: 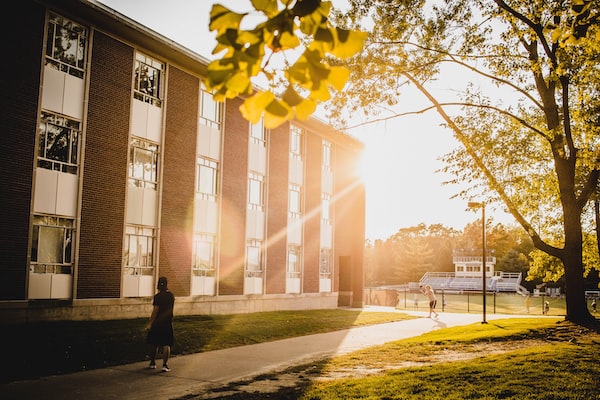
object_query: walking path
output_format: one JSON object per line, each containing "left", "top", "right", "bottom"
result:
{"left": 0, "top": 308, "right": 535, "bottom": 400}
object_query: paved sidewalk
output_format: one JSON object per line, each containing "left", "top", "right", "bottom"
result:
{"left": 0, "top": 309, "right": 521, "bottom": 400}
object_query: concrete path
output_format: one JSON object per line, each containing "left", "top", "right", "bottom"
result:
{"left": 0, "top": 309, "right": 531, "bottom": 400}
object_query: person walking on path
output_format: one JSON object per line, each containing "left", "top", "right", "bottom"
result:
{"left": 420, "top": 284, "right": 439, "bottom": 319}
{"left": 145, "top": 276, "right": 175, "bottom": 372}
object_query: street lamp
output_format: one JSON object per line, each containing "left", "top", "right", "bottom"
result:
{"left": 468, "top": 201, "right": 487, "bottom": 324}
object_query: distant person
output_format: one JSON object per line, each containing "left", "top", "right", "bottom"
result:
{"left": 543, "top": 300, "right": 549, "bottom": 315}
{"left": 592, "top": 298, "right": 597, "bottom": 314}
{"left": 420, "top": 284, "right": 439, "bottom": 319}
{"left": 414, "top": 293, "right": 419, "bottom": 309}
{"left": 146, "top": 276, "right": 175, "bottom": 372}
{"left": 524, "top": 294, "right": 531, "bottom": 314}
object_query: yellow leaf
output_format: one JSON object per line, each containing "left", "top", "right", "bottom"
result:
{"left": 264, "top": 99, "right": 292, "bottom": 128}
{"left": 329, "top": 28, "right": 368, "bottom": 58}
{"left": 308, "top": 83, "right": 331, "bottom": 101}
{"left": 225, "top": 72, "right": 251, "bottom": 94}
{"left": 209, "top": 4, "right": 246, "bottom": 35}
{"left": 240, "top": 91, "right": 276, "bottom": 124}
{"left": 278, "top": 30, "right": 301, "bottom": 49}
{"left": 328, "top": 66, "right": 350, "bottom": 91}
{"left": 251, "top": 0, "right": 280, "bottom": 17}
{"left": 293, "top": 98, "right": 317, "bottom": 121}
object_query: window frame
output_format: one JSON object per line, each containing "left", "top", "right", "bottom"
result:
{"left": 123, "top": 225, "right": 156, "bottom": 276}
{"left": 128, "top": 138, "right": 159, "bottom": 190}
{"left": 133, "top": 53, "right": 164, "bottom": 107}
{"left": 37, "top": 111, "right": 81, "bottom": 174}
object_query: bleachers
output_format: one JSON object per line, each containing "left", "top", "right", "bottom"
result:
{"left": 418, "top": 271, "right": 522, "bottom": 293}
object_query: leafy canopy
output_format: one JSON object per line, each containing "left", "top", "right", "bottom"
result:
{"left": 205, "top": 0, "right": 367, "bottom": 128}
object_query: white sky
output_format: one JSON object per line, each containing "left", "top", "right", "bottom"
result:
{"left": 97, "top": 0, "right": 515, "bottom": 240}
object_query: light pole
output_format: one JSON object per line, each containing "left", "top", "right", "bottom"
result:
{"left": 468, "top": 201, "right": 487, "bottom": 324}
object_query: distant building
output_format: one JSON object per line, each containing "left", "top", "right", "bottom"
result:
{"left": 1, "top": 0, "right": 366, "bottom": 322}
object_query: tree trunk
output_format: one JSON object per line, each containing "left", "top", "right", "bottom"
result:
{"left": 561, "top": 211, "right": 594, "bottom": 325}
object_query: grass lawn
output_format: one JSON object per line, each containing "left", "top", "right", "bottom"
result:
{"left": 296, "top": 318, "right": 600, "bottom": 400}
{"left": 2, "top": 308, "right": 414, "bottom": 384}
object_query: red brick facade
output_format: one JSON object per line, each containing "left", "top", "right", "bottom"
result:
{"left": 0, "top": 0, "right": 365, "bottom": 321}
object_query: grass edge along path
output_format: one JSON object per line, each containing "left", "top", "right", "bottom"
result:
{"left": 298, "top": 318, "right": 600, "bottom": 400}
{"left": 3, "top": 309, "right": 415, "bottom": 383}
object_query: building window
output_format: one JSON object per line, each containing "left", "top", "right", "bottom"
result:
{"left": 124, "top": 225, "right": 155, "bottom": 276}
{"left": 289, "top": 184, "right": 301, "bottom": 217}
{"left": 128, "top": 138, "right": 159, "bottom": 190}
{"left": 321, "top": 193, "right": 331, "bottom": 224}
{"left": 196, "top": 157, "right": 218, "bottom": 201}
{"left": 45, "top": 12, "right": 87, "bottom": 78}
{"left": 199, "top": 85, "right": 221, "bottom": 128}
{"left": 290, "top": 125, "right": 303, "bottom": 158}
{"left": 248, "top": 173, "right": 264, "bottom": 211}
{"left": 134, "top": 53, "right": 163, "bottom": 106}
{"left": 192, "top": 234, "right": 215, "bottom": 277}
{"left": 287, "top": 245, "right": 301, "bottom": 279}
{"left": 320, "top": 248, "right": 332, "bottom": 277}
{"left": 245, "top": 240, "right": 263, "bottom": 278}
{"left": 30, "top": 215, "right": 74, "bottom": 274}
{"left": 250, "top": 118, "right": 265, "bottom": 146}
{"left": 322, "top": 140, "right": 331, "bottom": 171}
{"left": 37, "top": 111, "right": 81, "bottom": 174}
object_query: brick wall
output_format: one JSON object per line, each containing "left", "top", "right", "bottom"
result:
{"left": 0, "top": 0, "right": 45, "bottom": 300}
{"left": 265, "top": 123, "right": 290, "bottom": 294}
{"left": 303, "top": 132, "right": 322, "bottom": 293}
{"left": 78, "top": 31, "right": 132, "bottom": 298}
{"left": 219, "top": 97, "right": 249, "bottom": 295}
{"left": 159, "top": 65, "right": 199, "bottom": 297}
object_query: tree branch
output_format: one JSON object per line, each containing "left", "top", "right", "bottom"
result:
{"left": 402, "top": 71, "right": 563, "bottom": 258}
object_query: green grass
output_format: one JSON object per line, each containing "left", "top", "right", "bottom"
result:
{"left": 298, "top": 318, "right": 600, "bottom": 400}
{"left": 1, "top": 309, "right": 414, "bottom": 384}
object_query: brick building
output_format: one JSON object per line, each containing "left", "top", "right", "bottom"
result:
{"left": 1, "top": 0, "right": 365, "bottom": 322}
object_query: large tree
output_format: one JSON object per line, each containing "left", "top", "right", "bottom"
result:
{"left": 328, "top": 0, "right": 599, "bottom": 325}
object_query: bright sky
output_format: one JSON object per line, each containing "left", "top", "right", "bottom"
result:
{"left": 97, "top": 0, "right": 515, "bottom": 240}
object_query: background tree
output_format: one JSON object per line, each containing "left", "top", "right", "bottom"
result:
{"left": 328, "top": 0, "right": 599, "bottom": 325}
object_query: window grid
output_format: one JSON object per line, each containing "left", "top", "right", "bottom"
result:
{"left": 321, "top": 193, "right": 331, "bottom": 224}
{"left": 196, "top": 157, "right": 219, "bottom": 201}
{"left": 133, "top": 53, "right": 163, "bottom": 107}
{"left": 287, "top": 245, "right": 301, "bottom": 278}
{"left": 322, "top": 140, "right": 331, "bottom": 171}
{"left": 290, "top": 125, "right": 303, "bottom": 160}
{"left": 250, "top": 119, "right": 266, "bottom": 146}
{"left": 320, "top": 248, "right": 332, "bottom": 277}
{"left": 192, "top": 234, "right": 216, "bottom": 277}
{"left": 45, "top": 12, "right": 87, "bottom": 78}
{"left": 128, "top": 138, "right": 159, "bottom": 190}
{"left": 248, "top": 173, "right": 265, "bottom": 211}
{"left": 124, "top": 225, "right": 155, "bottom": 276}
{"left": 30, "top": 215, "right": 74, "bottom": 274}
{"left": 37, "top": 111, "right": 81, "bottom": 174}
{"left": 199, "top": 86, "right": 222, "bottom": 129}
{"left": 245, "top": 240, "right": 264, "bottom": 278}
{"left": 289, "top": 184, "right": 301, "bottom": 218}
